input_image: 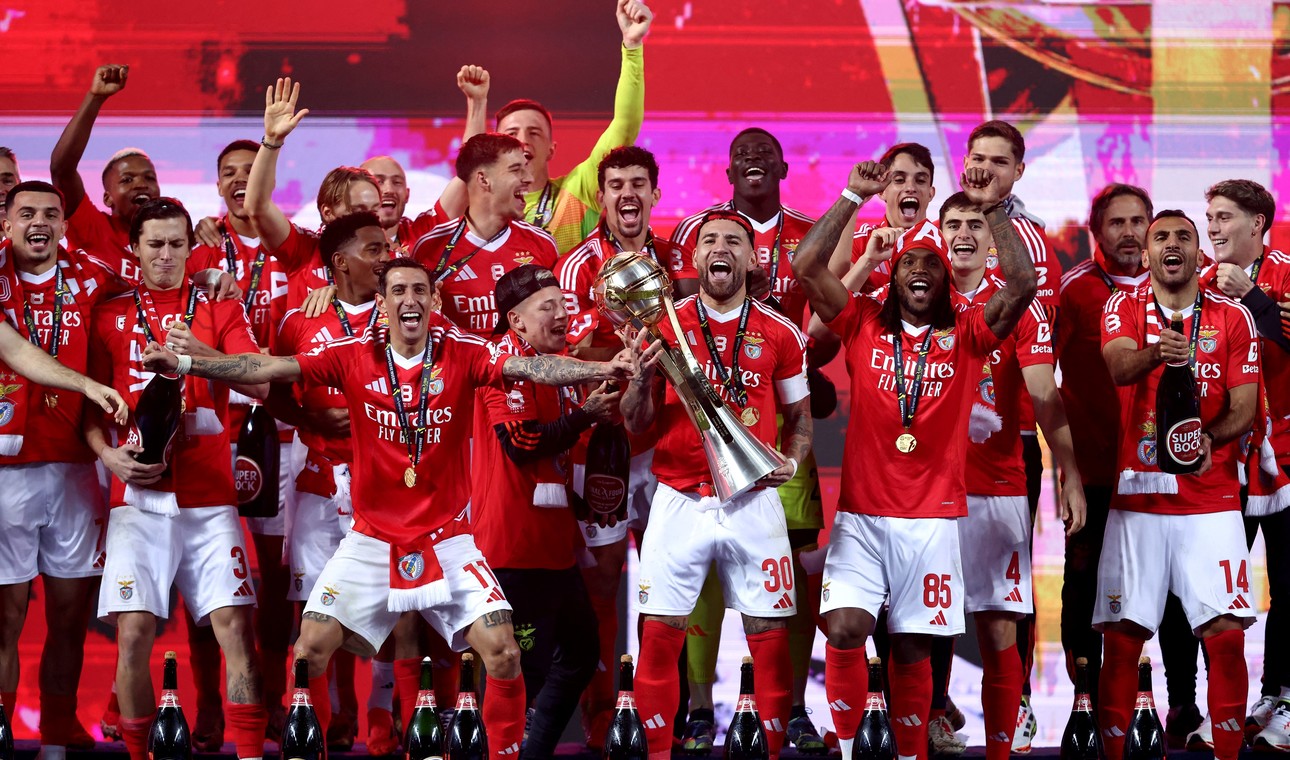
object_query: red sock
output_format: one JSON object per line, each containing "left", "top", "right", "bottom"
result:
{"left": 392, "top": 658, "right": 422, "bottom": 737}
{"left": 226, "top": 702, "right": 268, "bottom": 758}
{"left": 1097, "top": 629, "right": 1144, "bottom": 760}
{"left": 635, "top": 620, "right": 686, "bottom": 760}
{"left": 483, "top": 673, "right": 526, "bottom": 758}
{"left": 747, "top": 629, "right": 792, "bottom": 759}
{"left": 889, "top": 657, "right": 932, "bottom": 760}
{"left": 1, "top": 691, "right": 15, "bottom": 715}
{"left": 40, "top": 692, "right": 80, "bottom": 745}
{"left": 980, "top": 644, "right": 1024, "bottom": 760}
{"left": 308, "top": 674, "right": 332, "bottom": 738}
{"left": 582, "top": 591, "right": 619, "bottom": 743}
{"left": 120, "top": 713, "right": 156, "bottom": 760}
{"left": 824, "top": 645, "right": 867, "bottom": 740}
{"left": 1205, "top": 628, "right": 1247, "bottom": 760}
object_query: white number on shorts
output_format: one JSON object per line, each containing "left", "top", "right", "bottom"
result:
{"left": 761, "top": 556, "right": 793, "bottom": 593}
{"left": 923, "top": 573, "right": 951, "bottom": 609}
{"left": 231, "top": 546, "right": 249, "bottom": 580}
{"left": 1006, "top": 552, "right": 1021, "bottom": 585}
{"left": 464, "top": 559, "right": 500, "bottom": 589}
{"left": 1219, "top": 559, "right": 1249, "bottom": 594}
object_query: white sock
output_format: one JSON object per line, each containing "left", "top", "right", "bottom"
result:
{"left": 369, "top": 660, "right": 395, "bottom": 711}
{"left": 38, "top": 746, "right": 67, "bottom": 760}
{"left": 839, "top": 737, "right": 854, "bottom": 759}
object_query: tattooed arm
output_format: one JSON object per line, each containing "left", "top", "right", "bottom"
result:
{"left": 142, "top": 341, "right": 303, "bottom": 384}
{"left": 757, "top": 395, "right": 811, "bottom": 487}
{"left": 501, "top": 352, "right": 633, "bottom": 386}
{"left": 792, "top": 162, "right": 891, "bottom": 323}
{"left": 961, "top": 167, "right": 1038, "bottom": 338}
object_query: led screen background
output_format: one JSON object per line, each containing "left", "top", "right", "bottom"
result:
{"left": 3, "top": 0, "right": 1282, "bottom": 747}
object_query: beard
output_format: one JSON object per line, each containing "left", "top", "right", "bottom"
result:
{"left": 699, "top": 269, "right": 745, "bottom": 302}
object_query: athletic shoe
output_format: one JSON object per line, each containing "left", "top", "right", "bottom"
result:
{"left": 786, "top": 710, "right": 828, "bottom": 755}
{"left": 99, "top": 692, "right": 121, "bottom": 742}
{"left": 1186, "top": 713, "right": 1214, "bottom": 752}
{"left": 1253, "top": 700, "right": 1290, "bottom": 752}
{"left": 928, "top": 715, "right": 966, "bottom": 757}
{"left": 680, "top": 715, "right": 715, "bottom": 755}
{"left": 366, "top": 706, "right": 400, "bottom": 756}
{"left": 1165, "top": 702, "right": 1203, "bottom": 750}
{"left": 1247, "top": 695, "right": 1278, "bottom": 744}
{"left": 65, "top": 720, "right": 98, "bottom": 751}
{"left": 1012, "top": 697, "right": 1037, "bottom": 754}
{"left": 944, "top": 697, "right": 967, "bottom": 732}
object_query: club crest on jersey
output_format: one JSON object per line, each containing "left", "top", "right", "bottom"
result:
{"left": 321, "top": 585, "right": 339, "bottom": 606}
{"left": 0, "top": 400, "right": 13, "bottom": 427}
{"left": 513, "top": 253, "right": 534, "bottom": 266}
{"left": 428, "top": 366, "right": 445, "bottom": 395}
{"left": 398, "top": 552, "right": 425, "bottom": 581}
{"left": 1137, "top": 413, "right": 1157, "bottom": 466}
{"left": 638, "top": 582, "right": 651, "bottom": 604}
{"left": 1107, "top": 591, "right": 1122, "bottom": 615}
{"left": 118, "top": 576, "right": 136, "bottom": 601}
{"left": 293, "top": 572, "right": 305, "bottom": 593}
{"left": 743, "top": 335, "right": 765, "bottom": 360}
{"left": 986, "top": 251, "right": 999, "bottom": 270}
{"left": 514, "top": 624, "right": 537, "bottom": 652}
{"left": 934, "top": 329, "right": 955, "bottom": 350}
{"left": 978, "top": 364, "right": 995, "bottom": 404}
{"left": 1198, "top": 328, "right": 1219, "bottom": 354}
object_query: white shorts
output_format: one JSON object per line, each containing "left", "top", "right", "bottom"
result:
{"left": 576, "top": 449, "right": 657, "bottom": 547}
{"left": 0, "top": 462, "right": 107, "bottom": 584}
{"left": 239, "top": 436, "right": 300, "bottom": 536}
{"left": 960, "top": 495, "right": 1033, "bottom": 615}
{"left": 821, "top": 513, "right": 965, "bottom": 636}
{"left": 98, "top": 505, "right": 256, "bottom": 625}
{"left": 303, "top": 530, "right": 511, "bottom": 657}
{"left": 636, "top": 484, "right": 795, "bottom": 618}
{"left": 1094, "top": 509, "right": 1257, "bottom": 633}
{"left": 287, "top": 485, "right": 349, "bottom": 603}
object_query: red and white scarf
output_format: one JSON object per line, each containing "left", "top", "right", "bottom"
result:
{"left": 1118, "top": 286, "right": 1184, "bottom": 495}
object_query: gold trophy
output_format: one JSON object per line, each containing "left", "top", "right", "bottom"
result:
{"left": 594, "top": 252, "right": 786, "bottom": 502}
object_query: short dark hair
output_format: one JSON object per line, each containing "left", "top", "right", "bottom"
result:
{"left": 880, "top": 142, "right": 935, "bottom": 183}
{"left": 129, "top": 197, "right": 195, "bottom": 248}
{"left": 597, "top": 146, "right": 659, "bottom": 190}
{"left": 101, "top": 148, "right": 153, "bottom": 186}
{"left": 494, "top": 99, "right": 553, "bottom": 134}
{"left": 5, "top": 180, "right": 63, "bottom": 214}
{"left": 0, "top": 147, "right": 16, "bottom": 164}
{"left": 937, "top": 191, "right": 981, "bottom": 224}
{"left": 968, "top": 120, "right": 1025, "bottom": 162}
{"left": 378, "top": 257, "right": 433, "bottom": 294}
{"left": 455, "top": 133, "right": 525, "bottom": 182}
{"left": 1088, "top": 183, "right": 1153, "bottom": 234}
{"left": 1151, "top": 209, "right": 1199, "bottom": 235}
{"left": 217, "top": 139, "right": 260, "bottom": 171}
{"left": 729, "top": 128, "right": 783, "bottom": 159}
{"left": 320, "top": 211, "right": 383, "bottom": 266}
{"left": 697, "top": 209, "right": 755, "bottom": 247}
{"left": 1205, "top": 179, "right": 1276, "bottom": 235}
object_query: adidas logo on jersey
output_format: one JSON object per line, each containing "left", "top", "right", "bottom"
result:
{"left": 929, "top": 610, "right": 948, "bottom": 626}
{"left": 644, "top": 713, "right": 667, "bottom": 730}
{"left": 763, "top": 717, "right": 783, "bottom": 732}
{"left": 365, "top": 377, "right": 389, "bottom": 394}
{"left": 772, "top": 593, "right": 794, "bottom": 610}
{"left": 895, "top": 715, "right": 922, "bottom": 727}
{"left": 497, "top": 741, "right": 520, "bottom": 755}
{"left": 828, "top": 699, "right": 852, "bottom": 712}
{"left": 311, "top": 326, "right": 338, "bottom": 344}
{"left": 455, "top": 264, "right": 478, "bottom": 281}
{"left": 1215, "top": 718, "right": 1242, "bottom": 733}
{"left": 233, "top": 580, "right": 254, "bottom": 598}
{"left": 1004, "top": 588, "right": 1024, "bottom": 603}
{"left": 1229, "top": 595, "right": 1250, "bottom": 610}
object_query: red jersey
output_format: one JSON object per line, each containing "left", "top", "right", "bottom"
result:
{"left": 1101, "top": 285, "right": 1260, "bottom": 514}
{"left": 471, "top": 331, "right": 580, "bottom": 570}
{"left": 89, "top": 286, "right": 261, "bottom": 508}
{"left": 825, "top": 293, "right": 1001, "bottom": 518}
{"left": 955, "top": 277, "right": 1054, "bottom": 496}
{"left": 295, "top": 320, "right": 508, "bottom": 543}
{"left": 412, "top": 217, "right": 559, "bottom": 337}
{"left": 63, "top": 202, "right": 139, "bottom": 282}
{"left": 189, "top": 216, "right": 290, "bottom": 347}
{"left": 1057, "top": 255, "right": 1149, "bottom": 487}
{"left": 650, "top": 295, "right": 808, "bottom": 492}
{"left": 273, "top": 299, "right": 379, "bottom": 464}
{"left": 0, "top": 246, "right": 118, "bottom": 464}
{"left": 670, "top": 202, "right": 816, "bottom": 327}
{"left": 392, "top": 210, "right": 446, "bottom": 257}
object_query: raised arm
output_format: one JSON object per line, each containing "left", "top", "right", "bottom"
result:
{"left": 806, "top": 226, "right": 900, "bottom": 341}
{"left": 620, "top": 330, "right": 663, "bottom": 435}
{"left": 436, "top": 65, "right": 490, "bottom": 219}
{"left": 50, "top": 65, "right": 130, "bottom": 217}
{"left": 142, "top": 342, "right": 303, "bottom": 385}
{"left": 792, "top": 162, "right": 889, "bottom": 323}
{"left": 0, "top": 321, "right": 127, "bottom": 423}
{"left": 963, "top": 167, "right": 1038, "bottom": 338}
{"left": 245, "top": 78, "right": 310, "bottom": 251}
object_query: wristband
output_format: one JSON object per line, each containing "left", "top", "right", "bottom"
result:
{"left": 175, "top": 354, "right": 193, "bottom": 376}
{"left": 787, "top": 457, "right": 800, "bottom": 479}
{"left": 1202, "top": 430, "right": 1215, "bottom": 443}
{"left": 260, "top": 136, "right": 283, "bottom": 150}
{"left": 840, "top": 188, "right": 864, "bottom": 206}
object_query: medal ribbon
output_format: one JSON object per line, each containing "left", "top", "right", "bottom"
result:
{"left": 602, "top": 220, "right": 659, "bottom": 264}
{"left": 429, "top": 217, "right": 508, "bottom": 283}
{"left": 383, "top": 336, "right": 436, "bottom": 475}
{"left": 1154, "top": 287, "right": 1204, "bottom": 371}
{"left": 762, "top": 211, "right": 785, "bottom": 311}
{"left": 892, "top": 327, "right": 933, "bottom": 431}
{"left": 333, "top": 299, "right": 380, "bottom": 338}
{"left": 694, "top": 297, "right": 751, "bottom": 407}
{"left": 533, "top": 182, "right": 555, "bottom": 229}
{"left": 222, "top": 230, "right": 267, "bottom": 315}
{"left": 23, "top": 263, "right": 68, "bottom": 358}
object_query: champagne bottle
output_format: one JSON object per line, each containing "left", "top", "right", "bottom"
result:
{"left": 148, "top": 650, "right": 192, "bottom": 760}
{"left": 1060, "top": 657, "right": 1101, "bottom": 760}
{"left": 1123, "top": 656, "right": 1165, "bottom": 760}
{"left": 604, "top": 654, "right": 647, "bottom": 759}
{"left": 407, "top": 656, "right": 445, "bottom": 760}
{"left": 1156, "top": 314, "right": 1203, "bottom": 474}
{"left": 446, "top": 654, "right": 487, "bottom": 760}
{"left": 581, "top": 420, "right": 631, "bottom": 523}
{"left": 0, "top": 689, "right": 14, "bottom": 760}
{"left": 134, "top": 374, "right": 184, "bottom": 467}
{"left": 854, "top": 657, "right": 896, "bottom": 760}
{"left": 282, "top": 658, "right": 324, "bottom": 760}
{"left": 724, "top": 656, "right": 768, "bottom": 760}
{"left": 235, "top": 402, "right": 281, "bottom": 518}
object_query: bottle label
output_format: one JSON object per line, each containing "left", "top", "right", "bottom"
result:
{"left": 615, "top": 691, "right": 637, "bottom": 710}
{"left": 865, "top": 692, "right": 887, "bottom": 711}
{"left": 1074, "top": 693, "right": 1092, "bottom": 712}
{"left": 1134, "top": 691, "right": 1155, "bottom": 710}
{"left": 414, "top": 690, "right": 436, "bottom": 709}
{"left": 735, "top": 694, "right": 757, "bottom": 713}
{"left": 1163, "top": 418, "right": 1203, "bottom": 465}
{"left": 290, "top": 688, "right": 312, "bottom": 707}
{"left": 585, "top": 474, "right": 626, "bottom": 515}
{"left": 159, "top": 690, "right": 179, "bottom": 708}
{"left": 235, "top": 456, "right": 264, "bottom": 503}
{"left": 455, "top": 693, "right": 478, "bottom": 711}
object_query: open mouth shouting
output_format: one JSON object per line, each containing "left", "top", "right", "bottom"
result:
{"left": 907, "top": 274, "right": 933, "bottom": 299}
{"left": 898, "top": 196, "right": 920, "bottom": 224}
{"left": 617, "top": 200, "right": 642, "bottom": 227}
{"left": 398, "top": 309, "right": 424, "bottom": 331}
{"left": 131, "top": 192, "right": 154, "bottom": 206}
{"left": 25, "top": 229, "right": 54, "bottom": 253}
{"left": 1160, "top": 250, "right": 1186, "bottom": 275}
{"left": 742, "top": 165, "right": 767, "bottom": 187}
{"left": 951, "top": 241, "right": 976, "bottom": 263}
{"left": 707, "top": 257, "right": 735, "bottom": 285}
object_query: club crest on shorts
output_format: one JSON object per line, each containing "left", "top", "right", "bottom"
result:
{"left": 293, "top": 572, "right": 306, "bottom": 593}
{"left": 428, "top": 366, "right": 445, "bottom": 395}
{"left": 1198, "top": 328, "right": 1218, "bottom": 354}
{"left": 584, "top": 523, "right": 598, "bottom": 539}
{"left": 321, "top": 585, "right": 339, "bottom": 606}
{"left": 1107, "top": 591, "right": 1122, "bottom": 615}
{"left": 638, "top": 581, "right": 651, "bottom": 605}
{"left": 117, "top": 576, "right": 136, "bottom": 600}
{"left": 743, "top": 335, "right": 764, "bottom": 360}
{"left": 821, "top": 581, "right": 830, "bottom": 603}
{"left": 934, "top": 328, "right": 955, "bottom": 350}
{"left": 398, "top": 552, "right": 425, "bottom": 581}
{"left": 514, "top": 624, "right": 537, "bottom": 652}
{"left": 1137, "top": 413, "right": 1157, "bottom": 466}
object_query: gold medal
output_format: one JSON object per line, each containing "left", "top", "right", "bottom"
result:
{"left": 44, "top": 393, "right": 58, "bottom": 409}
{"left": 740, "top": 407, "right": 759, "bottom": 427}
{"left": 404, "top": 466, "right": 417, "bottom": 488}
{"left": 895, "top": 432, "right": 917, "bottom": 453}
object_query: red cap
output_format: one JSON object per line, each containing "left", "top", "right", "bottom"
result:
{"left": 891, "top": 220, "right": 950, "bottom": 273}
